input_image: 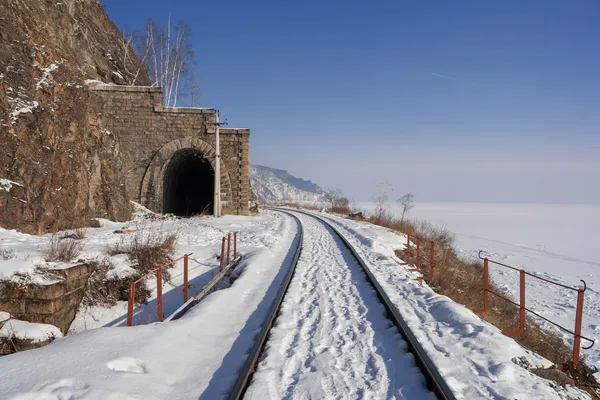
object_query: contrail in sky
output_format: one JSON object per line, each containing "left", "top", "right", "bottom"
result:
{"left": 431, "top": 72, "right": 458, "bottom": 81}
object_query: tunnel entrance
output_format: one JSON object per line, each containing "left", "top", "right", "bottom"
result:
{"left": 163, "top": 148, "right": 214, "bottom": 216}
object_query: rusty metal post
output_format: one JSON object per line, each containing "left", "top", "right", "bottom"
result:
{"left": 127, "top": 282, "right": 135, "bottom": 326}
{"left": 416, "top": 236, "right": 421, "bottom": 268}
{"left": 573, "top": 289, "right": 585, "bottom": 368}
{"left": 183, "top": 254, "right": 189, "bottom": 302}
{"left": 505, "top": 270, "right": 526, "bottom": 336}
{"left": 234, "top": 232, "right": 237, "bottom": 259}
{"left": 401, "top": 233, "right": 411, "bottom": 265}
{"left": 418, "top": 240, "right": 436, "bottom": 281}
{"left": 157, "top": 267, "right": 163, "bottom": 322}
{"left": 473, "top": 258, "right": 489, "bottom": 314}
{"left": 429, "top": 240, "right": 435, "bottom": 278}
{"left": 227, "top": 232, "right": 231, "bottom": 265}
{"left": 220, "top": 237, "right": 225, "bottom": 272}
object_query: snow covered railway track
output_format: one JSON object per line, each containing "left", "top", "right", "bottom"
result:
{"left": 228, "top": 209, "right": 455, "bottom": 400}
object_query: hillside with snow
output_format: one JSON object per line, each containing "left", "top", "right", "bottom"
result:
{"left": 250, "top": 164, "right": 326, "bottom": 203}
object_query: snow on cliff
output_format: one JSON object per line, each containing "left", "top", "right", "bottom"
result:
{"left": 250, "top": 164, "right": 326, "bottom": 203}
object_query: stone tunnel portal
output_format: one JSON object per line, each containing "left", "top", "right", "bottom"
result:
{"left": 163, "top": 148, "right": 214, "bottom": 217}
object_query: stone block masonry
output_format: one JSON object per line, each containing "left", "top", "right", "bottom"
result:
{"left": 0, "top": 264, "right": 93, "bottom": 334}
{"left": 89, "top": 85, "right": 251, "bottom": 215}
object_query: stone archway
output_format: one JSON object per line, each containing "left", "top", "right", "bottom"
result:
{"left": 140, "top": 137, "right": 232, "bottom": 213}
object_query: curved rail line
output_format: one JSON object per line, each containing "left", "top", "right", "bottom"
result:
{"left": 227, "top": 208, "right": 456, "bottom": 400}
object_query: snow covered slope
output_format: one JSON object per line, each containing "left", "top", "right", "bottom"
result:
{"left": 250, "top": 164, "right": 325, "bottom": 202}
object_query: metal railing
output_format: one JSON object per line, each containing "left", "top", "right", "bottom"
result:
{"left": 126, "top": 231, "right": 239, "bottom": 326}
{"left": 400, "top": 232, "right": 595, "bottom": 369}
{"left": 473, "top": 251, "right": 594, "bottom": 369}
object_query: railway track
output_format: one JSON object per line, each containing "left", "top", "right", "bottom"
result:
{"left": 227, "top": 209, "right": 456, "bottom": 400}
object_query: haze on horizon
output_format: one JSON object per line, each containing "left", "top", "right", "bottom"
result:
{"left": 105, "top": 0, "right": 600, "bottom": 204}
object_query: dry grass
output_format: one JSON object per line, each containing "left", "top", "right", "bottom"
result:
{"left": 45, "top": 234, "right": 83, "bottom": 262}
{"left": 191, "top": 204, "right": 212, "bottom": 218}
{"left": 107, "top": 225, "right": 177, "bottom": 284}
{"left": 276, "top": 201, "right": 322, "bottom": 211}
{"left": 61, "top": 228, "right": 86, "bottom": 240}
{"left": 82, "top": 260, "right": 151, "bottom": 307}
{"left": 368, "top": 214, "right": 599, "bottom": 393}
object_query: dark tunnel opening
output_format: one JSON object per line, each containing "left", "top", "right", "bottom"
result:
{"left": 163, "top": 148, "right": 214, "bottom": 217}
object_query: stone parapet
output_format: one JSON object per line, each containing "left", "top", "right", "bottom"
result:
{"left": 0, "top": 263, "right": 93, "bottom": 334}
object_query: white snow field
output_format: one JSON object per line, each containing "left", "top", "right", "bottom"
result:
{"left": 246, "top": 212, "right": 434, "bottom": 399}
{"left": 357, "top": 202, "right": 600, "bottom": 375}
{"left": 0, "top": 206, "right": 592, "bottom": 399}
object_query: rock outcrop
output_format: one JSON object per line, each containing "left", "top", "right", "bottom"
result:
{"left": 0, "top": 0, "right": 151, "bottom": 233}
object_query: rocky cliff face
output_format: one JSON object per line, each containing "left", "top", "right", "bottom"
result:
{"left": 0, "top": 0, "right": 151, "bottom": 233}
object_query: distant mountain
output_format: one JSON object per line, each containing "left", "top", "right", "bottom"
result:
{"left": 250, "top": 165, "right": 326, "bottom": 203}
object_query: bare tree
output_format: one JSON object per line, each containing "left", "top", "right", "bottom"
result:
{"left": 324, "top": 189, "right": 350, "bottom": 214}
{"left": 135, "top": 16, "right": 199, "bottom": 107}
{"left": 397, "top": 193, "right": 415, "bottom": 222}
{"left": 115, "top": 27, "right": 150, "bottom": 85}
{"left": 325, "top": 189, "right": 343, "bottom": 210}
{"left": 373, "top": 181, "right": 393, "bottom": 222}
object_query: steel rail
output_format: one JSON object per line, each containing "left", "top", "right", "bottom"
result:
{"left": 228, "top": 208, "right": 456, "bottom": 399}
{"left": 280, "top": 208, "right": 457, "bottom": 400}
{"left": 226, "top": 210, "right": 304, "bottom": 400}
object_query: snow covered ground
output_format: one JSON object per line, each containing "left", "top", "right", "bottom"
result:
{"left": 0, "top": 204, "right": 293, "bottom": 332}
{"left": 311, "top": 210, "right": 590, "bottom": 399}
{"left": 357, "top": 202, "right": 600, "bottom": 375}
{"left": 246, "top": 213, "right": 433, "bottom": 399}
{"left": 0, "top": 210, "right": 302, "bottom": 399}
{"left": 0, "top": 205, "right": 595, "bottom": 399}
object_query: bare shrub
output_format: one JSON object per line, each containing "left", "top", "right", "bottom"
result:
{"left": 325, "top": 190, "right": 351, "bottom": 215}
{"left": 45, "top": 234, "right": 83, "bottom": 262}
{"left": 372, "top": 181, "right": 393, "bottom": 223}
{"left": 397, "top": 193, "right": 415, "bottom": 222}
{"left": 107, "top": 225, "right": 177, "bottom": 282}
{"left": 191, "top": 204, "right": 212, "bottom": 218}
{"left": 82, "top": 260, "right": 151, "bottom": 308}
{"left": 0, "top": 248, "right": 15, "bottom": 260}
{"left": 412, "top": 219, "right": 455, "bottom": 248}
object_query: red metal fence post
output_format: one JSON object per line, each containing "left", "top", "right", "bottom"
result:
{"left": 505, "top": 270, "right": 526, "bottom": 336}
{"left": 234, "top": 232, "right": 237, "bottom": 259}
{"left": 227, "top": 232, "right": 231, "bottom": 265}
{"left": 416, "top": 236, "right": 421, "bottom": 268}
{"left": 417, "top": 240, "right": 436, "bottom": 282}
{"left": 183, "top": 254, "right": 189, "bottom": 302}
{"left": 573, "top": 289, "right": 585, "bottom": 368}
{"left": 220, "top": 237, "right": 225, "bottom": 272}
{"left": 127, "top": 282, "right": 135, "bottom": 326}
{"left": 473, "top": 258, "right": 489, "bottom": 314}
{"left": 157, "top": 267, "right": 163, "bottom": 322}
{"left": 429, "top": 240, "right": 435, "bottom": 278}
{"left": 405, "top": 233, "right": 411, "bottom": 261}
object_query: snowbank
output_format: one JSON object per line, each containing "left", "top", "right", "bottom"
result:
{"left": 0, "top": 319, "right": 62, "bottom": 343}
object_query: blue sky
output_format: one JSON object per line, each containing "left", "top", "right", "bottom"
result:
{"left": 104, "top": 0, "right": 600, "bottom": 203}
